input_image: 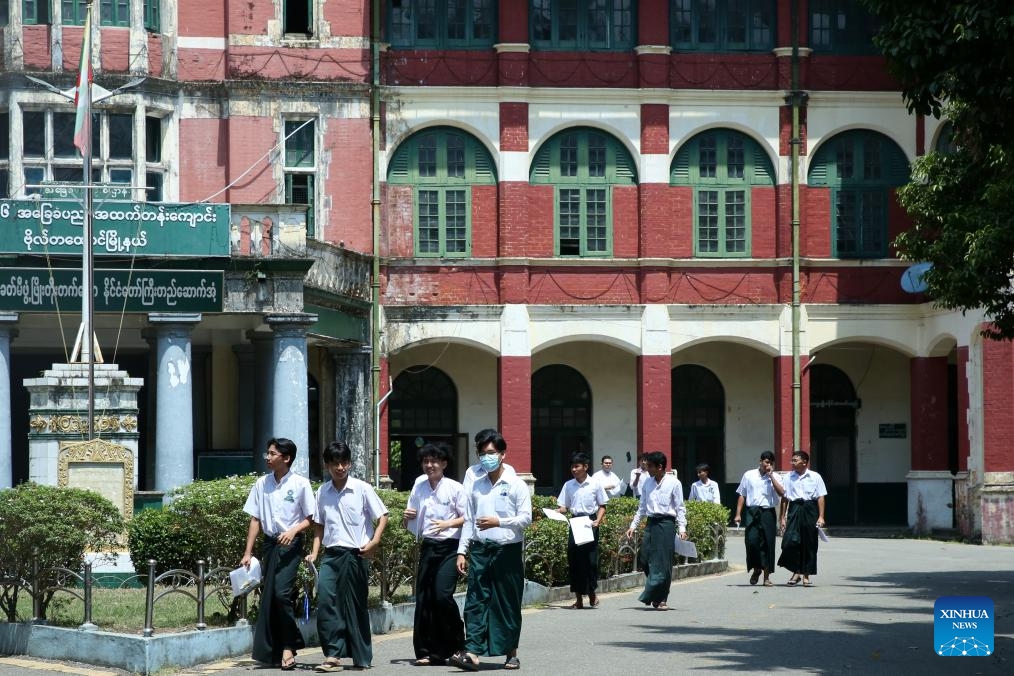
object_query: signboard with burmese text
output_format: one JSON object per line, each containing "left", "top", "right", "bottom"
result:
{"left": 0, "top": 268, "right": 223, "bottom": 313}
{"left": 0, "top": 199, "right": 230, "bottom": 257}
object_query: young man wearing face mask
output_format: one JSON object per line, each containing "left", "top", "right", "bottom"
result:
{"left": 462, "top": 428, "right": 517, "bottom": 490}
{"left": 450, "top": 429, "right": 531, "bottom": 672}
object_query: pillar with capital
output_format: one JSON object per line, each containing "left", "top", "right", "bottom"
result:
{"left": 266, "top": 313, "right": 317, "bottom": 478}
{"left": 0, "top": 313, "right": 18, "bottom": 489}
{"left": 150, "top": 313, "right": 201, "bottom": 495}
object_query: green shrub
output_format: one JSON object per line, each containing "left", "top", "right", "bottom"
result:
{"left": 685, "top": 500, "right": 730, "bottom": 560}
{"left": 0, "top": 483, "right": 124, "bottom": 621}
{"left": 127, "top": 475, "right": 259, "bottom": 576}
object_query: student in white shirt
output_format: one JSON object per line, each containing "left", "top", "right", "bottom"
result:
{"left": 732, "top": 451, "right": 785, "bottom": 587}
{"left": 240, "top": 437, "right": 315, "bottom": 670}
{"left": 403, "top": 442, "right": 467, "bottom": 666}
{"left": 625, "top": 451, "right": 688, "bottom": 611}
{"left": 590, "top": 455, "right": 626, "bottom": 498}
{"left": 463, "top": 427, "right": 516, "bottom": 490}
{"left": 777, "top": 450, "right": 828, "bottom": 587}
{"left": 307, "top": 441, "right": 389, "bottom": 672}
{"left": 557, "top": 452, "right": 609, "bottom": 609}
{"left": 688, "top": 462, "right": 722, "bottom": 504}
{"left": 450, "top": 429, "right": 531, "bottom": 672}
{"left": 629, "top": 453, "right": 649, "bottom": 498}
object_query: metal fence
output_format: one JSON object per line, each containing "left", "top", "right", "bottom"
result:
{"left": 8, "top": 523, "right": 726, "bottom": 632}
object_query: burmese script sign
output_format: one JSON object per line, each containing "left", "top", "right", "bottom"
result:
{"left": 0, "top": 268, "right": 224, "bottom": 313}
{"left": 0, "top": 199, "right": 230, "bottom": 256}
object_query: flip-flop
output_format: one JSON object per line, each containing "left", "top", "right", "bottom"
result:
{"left": 281, "top": 653, "right": 297, "bottom": 671}
{"left": 787, "top": 575, "right": 801, "bottom": 586}
{"left": 566, "top": 602, "right": 584, "bottom": 609}
{"left": 749, "top": 570, "right": 760, "bottom": 585}
{"left": 314, "top": 661, "right": 343, "bottom": 673}
{"left": 763, "top": 580, "right": 774, "bottom": 587}
{"left": 802, "top": 579, "right": 813, "bottom": 587}
{"left": 449, "top": 651, "right": 479, "bottom": 672}
{"left": 589, "top": 596, "right": 600, "bottom": 608}
{"left": 412, "top": 658, "right": 432, "bottom": 666}
{"left": 504, "top": 656, "right": 521, "bottom": 670}
{"left": 656, "top": 602, "right": 670, "bottom": 611}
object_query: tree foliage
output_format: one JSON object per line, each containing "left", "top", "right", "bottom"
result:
{"left": 863, "top": 1, "right": 1014, "bottom": 338}
{"left": 0, "top": 483, "right": 124, "bottom": 621}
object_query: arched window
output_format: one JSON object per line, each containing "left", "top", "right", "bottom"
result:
{"left": 934, "top": 122, "right": 957, "bottom": 155}
{"left": 531, "top": 127, "right": 637, "bottom": 257}
{"left": 390, "top": 366, "right": 458, "bottom": 434}
{"left": 387, "top": 0, "right": 497, "bottom": 49}
{"left": 530, "top": 0, "right": 635, "bottom": 51}
{"left": 671, "top": 0, "right": 774, "bottom": 52}
{"left": 671, "top": 364, "right": 725, "bottom": 486}
{"left": 532, "top": 364, "right": 592, "bottom": 491}
{"left": 672, "top": 129, "right": 774, "bottom": 257}
{"left": 388, "top": 127, "right": 497, "bottom": 257}
{"left": 808, "top": 130, "right": 909, "bottom": 258}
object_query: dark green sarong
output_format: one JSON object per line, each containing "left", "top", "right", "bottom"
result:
{"left": 778, "top": 499, "right": 820, "bottom": 575}
{"left": 638, "top": 516, "right": 676, "bottom": 605}
{"left": 251, "top": 534, "right": 306, "bottom": 665}
{"left": 463, "top": 540, "right": 523, "bottom": 657}
{"left": 743, "top": 506, "right": 777, "bottom": 573}
{"left": 316, "top": 546, "right": 373, "bottom": 667}
{"left": 414, "top": 538, "right": 464, "bottom": 661}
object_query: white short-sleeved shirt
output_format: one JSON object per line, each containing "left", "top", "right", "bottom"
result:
{"left": 735, "top": 468, "right": 780, "bottom": 508}
{"left": 243, "top": 470, "right": 316, "bottom": 537}
{"left": 783, "top": 469, "right": 828, "bottom": 501}
{"left": 406, "top": 474, "right": 467, "bottom": 541}
{"left": 629, "top": 468, "right": 647, "bottom": 497}
{"left": 313, "top": 477, "right": 389, "bottom": 549}
{"left": 688, "top": 479, "right": 721, "bottom": 504}
{"left": 630, "top": 473, "right": 687, "bottom": 532}
{"left": 557, "top": 477, "right": 609, "bottom": 516}
{"left": 591, "top": 469, "right": 625, "bottom": 498}
{"left": 462, "top": 461, "right": 516, "bottom": 492}
{"left": 458, "top": 472, "right": 532, "bottom": 555}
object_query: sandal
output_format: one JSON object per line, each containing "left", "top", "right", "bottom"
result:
{"left": 749, "top": 569, "right": 760, "bottom": 585}
{"left": 655, "top": 602, "right": 670, "bottom": 611}
{"left": 412, "top": 658, "right": 432, "bottom": 666}
{"left": 281, "top": 652, "right": 297, "bottom": 671}
{"left": 566, "top": 602, "right": 584, "bottom": 609}
{"left": 315, "top": 659, "right": 343, "bottom": 673}
{"left": 802, "top": 578, "right": 813, "bottom": 587}
{"left": 504, "top": 655, "right": 521, "bottom": 670}
{"left": 762, "top": 579, "right": 774, "bottom": 587}
{"left": 589, "top": 595, "right": 599, "bottom": 608}
{"left": 449, "top": 651, "right": 479, "bottom": 672}
{"left": 787, "top": 575, "right": 801, "bottom": 586}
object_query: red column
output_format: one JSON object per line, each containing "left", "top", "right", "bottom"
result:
{"left": 774, "top": 355, "right": 810, "bottom": 468}
{"left": 910, "top": 356, "right": 949, "bottom": 471}
{"left": 981, "top": 338, "right": 1014, "bottom": 473}
{"left": 498, "top": 356, "right": 532, "bottom": 474}
{"left": 637, "top": 356, "right": 671, "bottom": 461}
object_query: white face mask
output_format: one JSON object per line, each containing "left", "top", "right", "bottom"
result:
{"left": 479, "top": 453, "right": 502, "bottom": 472}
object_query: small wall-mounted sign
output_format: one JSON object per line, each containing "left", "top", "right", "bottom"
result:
{"left": 879, "top": 423, "right": 907, "bottom": 439}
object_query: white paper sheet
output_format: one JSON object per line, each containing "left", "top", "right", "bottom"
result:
{"left": 673, "top": 537, "right": 698, "bottom": 559}
{"left": 817, "top": 526, "right": 829, "bottom": 542}
{"left": 542, "top": 507, "right": 568, "bottom": 522}
{"left": 230, "top": 556, "right": 262, "bottom": 597}
{"left": 569, "top": 516, "right": 595, "bottom": 545}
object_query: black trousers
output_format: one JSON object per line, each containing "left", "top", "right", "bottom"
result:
{"left": 413, "top": 538, "right": 464, "bottom": 661}
{"left": 567, "top": 521, "right": 600, "bottom": 595}
{"left": 743, "top": 506, "right": 777, "bottom": 573}
{"left": 252, "top": 534, "right": 306, "bottom": 665}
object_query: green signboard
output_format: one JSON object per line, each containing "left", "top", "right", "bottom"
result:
{"left": 0, "top": 268, "right": 224, "bottom": 313}
{"left": 0, "top": 200, "right": 230, "bottom": 256}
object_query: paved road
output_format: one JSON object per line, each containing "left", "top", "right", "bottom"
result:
{"left": 2, "top": 537, "right": 1011, "bottom": 675}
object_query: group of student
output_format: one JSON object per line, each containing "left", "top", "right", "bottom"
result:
{"left": 239, "top": 429, "right": 531, "bottom": 673}
{"left": 240, "top": 434, "right": 826, "bottom": 672}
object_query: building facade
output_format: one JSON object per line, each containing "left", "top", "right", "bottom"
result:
{"left": 1, "top": 1, "right": 1012, "bottom": 543}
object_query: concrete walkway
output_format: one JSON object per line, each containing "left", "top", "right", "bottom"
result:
{"left": 2, "top": 536, "right": 1011, "bottom": 675}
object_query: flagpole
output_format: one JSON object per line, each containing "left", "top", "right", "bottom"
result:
{"left": 77, "top": 2, "right": 95, "bottom": 438}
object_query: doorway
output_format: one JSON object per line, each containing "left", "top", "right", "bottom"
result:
{"left": 809, "top": 364, "right": 858, "bottom": 525}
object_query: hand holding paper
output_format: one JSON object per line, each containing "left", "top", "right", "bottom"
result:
{"left": 229, "top": 556, "right": 261, "bottom": 597}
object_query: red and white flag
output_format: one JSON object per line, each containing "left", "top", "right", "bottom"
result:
{"left": 73, "top": 5, "right": 93, "bottom": 155}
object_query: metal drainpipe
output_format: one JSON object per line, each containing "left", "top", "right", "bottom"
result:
{"left": 370, "top": 0, "right": 383, "bottom": 486}
{"left": 790, "top": 0, "right": 803, "bottom": 454}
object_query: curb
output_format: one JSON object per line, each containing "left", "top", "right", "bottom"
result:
{"left": 0, "top": 559, "right": 727, "bottom": 674}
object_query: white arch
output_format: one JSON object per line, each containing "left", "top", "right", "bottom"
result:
{"left": 806, "top": 125, "right": 912, "bottom": 178}
{"left": 384, "top": 120, "right": 500, "bottom": 178}
{"left": 387, "top": 335, "right": 500, "bottom": 359}
{"left": 531, "top": 333, "right": 641, "bottom": 356}
{"left": 672, "top": 334, "right": 779, "bottom": 358}
{"left": 809, "top": 335, "right": 916, "bottom": 358}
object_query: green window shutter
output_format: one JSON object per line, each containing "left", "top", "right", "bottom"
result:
{"left": 387, "top": 142, "right": 412, "bottom": 183}
{"left": 751, "top": 146, "right": 774, "bottom": 184}
{"left": 671, "top": 145, "right": 692, "bottom": 184}
{"left": 612, "top": 147, "right": 637, "bottom": 185}
{"left": 472, "top": 144, "right": 496, "bottom": 184}
{"left": 531, "top": 144, "right": 553, "bottom": 183}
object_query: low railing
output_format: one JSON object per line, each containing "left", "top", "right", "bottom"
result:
{"left": 9, "top": 523, "right": 726, "bottom": 630}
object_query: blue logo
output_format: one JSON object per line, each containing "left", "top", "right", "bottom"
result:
{"left": 934, "top": 596, "right": 993, "bottom": 656}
